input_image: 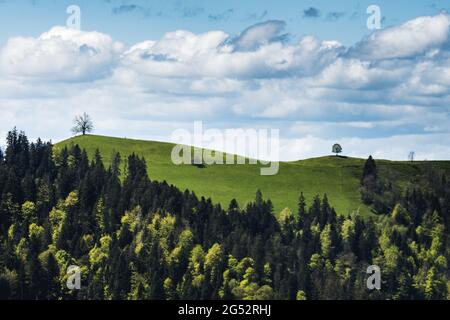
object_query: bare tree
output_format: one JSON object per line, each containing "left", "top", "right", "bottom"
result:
{"left": 408, "top": 151, "right": 415, "bottom": 162}
{"left": 72, "top": 113, "right": 94, "bottom": 136}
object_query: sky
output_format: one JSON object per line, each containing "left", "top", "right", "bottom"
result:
{"left": 0, "top": 0, "right": 450, "bottom": 160}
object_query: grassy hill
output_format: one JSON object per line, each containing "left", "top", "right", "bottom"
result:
{"left": 56, "top": 134, "right": 450, "bottom": 217}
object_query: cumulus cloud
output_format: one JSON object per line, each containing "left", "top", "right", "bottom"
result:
{"left": 1, "top": 14, "right": 450, "bottom": 160}
{"left": 350, "top": 13, "right": 450, "bottom": 60}
{"left": 0, "top": 26, "right": 124, "bottom": 81}
{"left": 119, "top": 21, "right": 338, "bottom": 80}
{"left": 227, "top": 20, "right": 288, "bottom": 51}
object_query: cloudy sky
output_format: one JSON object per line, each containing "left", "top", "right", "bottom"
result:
{"left": 1, "top": 0, "right": 450, "bottom": 160}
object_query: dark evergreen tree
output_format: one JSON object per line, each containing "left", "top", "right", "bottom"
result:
{"left": 0, "top": 129, "right": 448, "bottom": 301}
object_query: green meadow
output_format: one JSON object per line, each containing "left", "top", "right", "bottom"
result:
{"left": 57, "top": 134, "right": 450, "bottom": 216}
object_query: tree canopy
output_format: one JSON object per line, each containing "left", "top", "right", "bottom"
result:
{"left": 332, "top": 144, "right": 342, "bottom": 156}
{"left": 0, "top": 129, "right": 448, "bottom": 300}
{"left": 72, "top": 113, "right": 94, "bottom": 136}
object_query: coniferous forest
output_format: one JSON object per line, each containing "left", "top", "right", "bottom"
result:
{"left": 0, "top": 129, "right": 449, "bottom": 300}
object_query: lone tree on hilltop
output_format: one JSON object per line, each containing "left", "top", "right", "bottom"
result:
{"left": 72, "top": 113, "right": 94, "bottom": 136}
{"left": 332, "top": 143, "right": 342, "bottom": 157}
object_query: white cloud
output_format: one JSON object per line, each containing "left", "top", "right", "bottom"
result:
{"left": 0, "top": 26, "right": 124, "bottom": 82}
{"left": 350, "top": 13, "right": 450, "bottom": 60}
{"left": 227, "top": 20, "right": 287, "bottom": 51}
{"left": 0, "top": 14, "right": 450, "bottom": 160}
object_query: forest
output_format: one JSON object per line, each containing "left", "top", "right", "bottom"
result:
{"left": 0, "top": 128, "right": 448, "bottom": 300}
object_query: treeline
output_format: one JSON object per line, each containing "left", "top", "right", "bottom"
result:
{"left": 0, "top": 129, "right": 449, "bottom": 300}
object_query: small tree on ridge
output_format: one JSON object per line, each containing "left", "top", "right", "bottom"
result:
{"left": 332, "top": 143, "right": 342, "bottom": 157}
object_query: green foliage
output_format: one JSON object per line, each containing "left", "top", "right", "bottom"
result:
{"left": 0, "top": 129, "right": 449, "bottom": 300}
{"left": 296, "top": 290, "right": 307, "bottom": 300}
{"left": 320, "top": 224, "right": 333, "bottom": 258}
{"left": 89, "top": 235, "right": 111, "bottom": 266}
{"left": 392, "top": 204, "right": 412, "bottom": 226}
{"left": 21, "top": 201, "right": 37, "bottom": 224}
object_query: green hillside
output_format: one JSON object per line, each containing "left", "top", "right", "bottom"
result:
{"left": 56, "top": 134, "right": 450, "bottom": 216}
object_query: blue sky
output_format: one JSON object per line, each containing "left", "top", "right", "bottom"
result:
{"left": 1, "top": 0, "right": 448, "bottom": 46}
{"left": 0, "top": 0, "right": 450, "bottom": 160}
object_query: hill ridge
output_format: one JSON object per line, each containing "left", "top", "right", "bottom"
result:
{"left": 56, "top": 134, "right": 450, "bottom": 216}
